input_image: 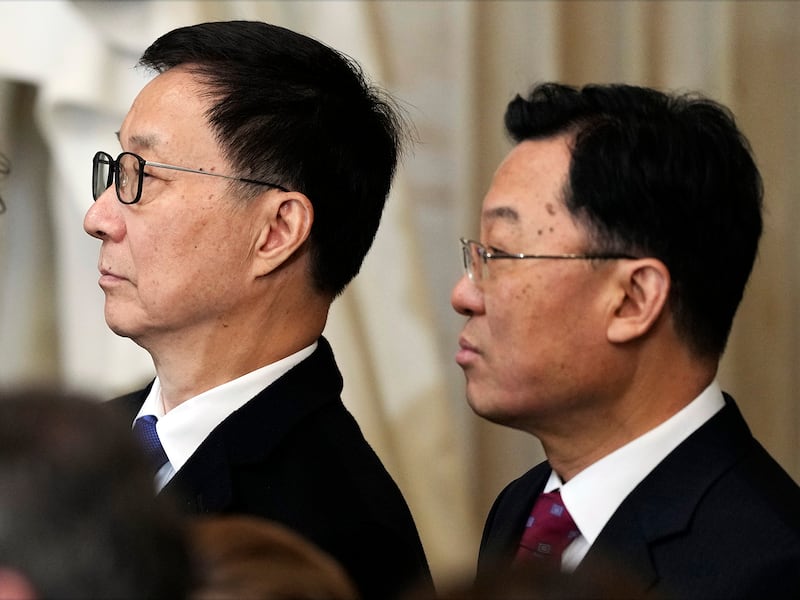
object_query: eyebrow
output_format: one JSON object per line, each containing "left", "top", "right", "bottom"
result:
{"left": 482, "top": 205, "right": 520, "bottom": 224}
{"left": 115, "top": 131, "right": 161, "bottom": 151}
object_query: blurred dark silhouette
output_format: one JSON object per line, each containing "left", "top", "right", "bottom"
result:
{"left": 189, "top": 514, "right": 359, "bottom": 600}
{"left": 408, "top": 559, "right": 649, "bottom": 600}
{"left": 0, "top": 388, "right": 191, "bottom": 599}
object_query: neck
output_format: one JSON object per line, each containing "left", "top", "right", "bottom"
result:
{"left": 539, "top": 347, "right": 717, "bottom": 483}
{"left": 140, "top": 289, "right": 329, "bottom": 412}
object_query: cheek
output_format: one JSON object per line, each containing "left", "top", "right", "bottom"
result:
{"left": 485, "top": 280, "right": 537, "bottom": 338}
{"left": 128, "top": 220, "right": 199, "bottom": 294}
{"left": 486, "top": 278, "right": 578, "bottom": 368}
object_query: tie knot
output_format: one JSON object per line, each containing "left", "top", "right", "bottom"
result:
{"left": 132, "top": 415, "right": 169, "bottom": 474}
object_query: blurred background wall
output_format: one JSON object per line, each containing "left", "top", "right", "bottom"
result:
{"left": 0, "top": 0, "right": 797, "bottom": 586}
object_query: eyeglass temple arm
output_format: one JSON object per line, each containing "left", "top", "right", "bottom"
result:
{"left": 145, "top": 161, "right": 289, "bottom": 192}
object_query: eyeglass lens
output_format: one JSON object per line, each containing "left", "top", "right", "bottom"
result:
{"left": 117, "top": 153, "right": 142, "bottom": 203}
{"left": 462, "top": 240, "right": 480, "bottom": 281}
{"left": 92, "top": 152, "right": 113, "bottom": 201}
{"left": 93, "top": 152, "right": 144, "bottom": 204}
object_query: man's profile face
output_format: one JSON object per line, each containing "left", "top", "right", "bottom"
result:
{"left": 83, "top": 67, "right": 267, "bottom": 347}
{"left": 451, "top": 136, "right": 618, "bottom": 433}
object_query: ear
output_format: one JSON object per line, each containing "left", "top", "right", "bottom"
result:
{"left": 606, "top": 258, "right": 670, "bottom": 344}
{"left": 252, "top": 191, "right": 314, "bottom": 278}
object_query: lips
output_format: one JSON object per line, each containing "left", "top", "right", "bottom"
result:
{"left": 98, "top": 267, "right": 129, "bottom": 286}
{"left": 455, "top": 335, "right": 480, "bottom": 367}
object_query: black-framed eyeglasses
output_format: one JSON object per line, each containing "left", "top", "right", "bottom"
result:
{"left": 92, "top": 151, "right": 290, "bottom": 205}
{"left": 460, "top": 238, "right": 637, "bottom": 282}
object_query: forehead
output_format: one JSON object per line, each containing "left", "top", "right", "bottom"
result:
{"left": 119, "top": 67, "right": 218, "bottom": 159}
{"left": 481, "top": 136, "right": 573, "bottom": 233}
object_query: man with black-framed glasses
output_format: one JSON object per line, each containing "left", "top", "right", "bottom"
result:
{"left": 84, "top": 21, "right": 430, "bottom": 600}
{"left": 452, "top": 82, "right": 800, "bottom": 597}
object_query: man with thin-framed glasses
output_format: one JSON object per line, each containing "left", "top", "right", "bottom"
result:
{"left": 84, "top": 21, "right": 431, "bottom": 600}
{"left": 452, "top": 82, "right": 800, "bottom": 597}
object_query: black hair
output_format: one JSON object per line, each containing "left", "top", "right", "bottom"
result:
{"left": 140, "top": 21, "right": 406, "bottom": 297}
{"left": 505, "top": 83, "right": 763, "bottom": 357}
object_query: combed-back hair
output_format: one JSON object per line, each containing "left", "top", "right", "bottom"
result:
{"left": 505, "top": 82, "right": 763, "bottom": 358}
{"left": 140, "top": 21, "right": 406, "bottom": 297}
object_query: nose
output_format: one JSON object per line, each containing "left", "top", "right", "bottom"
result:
{"left": 451, "top": 273, "right": 484, "bottom": 317}
{"left": 84, "top": 185, "right": 125, "bottom": 241}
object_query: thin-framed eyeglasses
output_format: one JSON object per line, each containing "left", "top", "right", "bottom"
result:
{"left": 92, "top": 150, "right": 290, "bottom": 205}
{"left": 0, "top": 152, "right": 9, "bottom": 214}
{"left": 460, "top": 238, "right": 637, "bottom": 282}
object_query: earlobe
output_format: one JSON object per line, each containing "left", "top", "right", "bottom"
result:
{"left": 253, "top": 192, "right": 314, "bottom": 277}
{"left": 607, "top": 259, "right": 670, "bottom": 344}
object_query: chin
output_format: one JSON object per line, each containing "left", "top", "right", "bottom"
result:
{"left": 104, "top": 309, "right": 139, "bottom": 341}
{"left": 466, "top": 388, "right": 535, "bottom": 432}
{"left": 467, "top": 391, "right": 509, "bottom": 424}
{"left": 104, "top": 299, "right": 147, "bottom": 338}
{"left": 107, "top": 322, "right": 135, "bottom": 340}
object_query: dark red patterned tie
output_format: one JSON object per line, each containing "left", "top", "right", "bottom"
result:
{"left": 514, "top": 490, "right": 580, "bottom": 566}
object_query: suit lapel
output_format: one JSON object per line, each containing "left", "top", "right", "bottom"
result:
{"left": 578, "top": 394, "right": 755, "bottom": 593}
{"left": 163, "top": 337, "right": 344, "bottom": 514}
{"left": 478, "top": 462, "right": 550, "bottom": 573}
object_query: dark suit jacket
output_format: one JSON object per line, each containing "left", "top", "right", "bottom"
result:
{"left": 112, "top": 337, "right": 432, "bottom": 600}
{"left": 478, "top": 395, "right": 800, "bottom": 598}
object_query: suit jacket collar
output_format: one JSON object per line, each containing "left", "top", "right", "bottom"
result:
{"left": 115, "top": 337, "right": 343, "bottom": 513}
{"left": 577, "top": 393, "right": 754, "bottom": 592}
{"left": 479, "top": 395, "right": 756, "bottom": 593}
{"left": 477, "top": 461, "right": 550, "bottom": 574}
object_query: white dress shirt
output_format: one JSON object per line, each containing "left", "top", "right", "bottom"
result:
{"left": 546, "top": 381, "right": 725, "bottom": 572}
{"left": 134, "top": 342, "right": 317, "bottom": 491}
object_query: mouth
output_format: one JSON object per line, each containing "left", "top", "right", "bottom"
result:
{"left": 98, "top": 267, "right": 128, "bottom": 287}
{"left": 455, "top": 336, "right": 480, "bottom": 367}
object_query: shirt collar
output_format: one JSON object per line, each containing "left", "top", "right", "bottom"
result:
{"left": 135, "top": 342, "right": 317, "bottom": 473}
{"left": 548, "top": 381, "right": 725, "bottom": 544}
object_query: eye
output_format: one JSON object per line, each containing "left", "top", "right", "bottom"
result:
{"left": 487, "top": 246, "right": 513, "bottom": 257}
{"left": 141, "top": 165, "right": 165, "bottom": 182}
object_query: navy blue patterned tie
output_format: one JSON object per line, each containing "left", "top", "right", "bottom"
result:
{"left": 132, "top": 415, "right": 169, "bottom": 474}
